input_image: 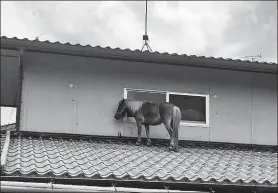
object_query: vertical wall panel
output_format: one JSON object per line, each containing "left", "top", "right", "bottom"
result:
{"left": 251, "top": 74, "right": 277, "bottom": 145}
{"left": 209, "top": 83, "right": 252, "bottom": 143}
{"left": 21, "top": 52, "right": 76, "bottom": 133}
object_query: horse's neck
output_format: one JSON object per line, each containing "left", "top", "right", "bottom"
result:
{"left": 126, "top": 100, "right": 144, "bottom": 116}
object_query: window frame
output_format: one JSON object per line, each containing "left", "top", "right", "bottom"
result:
{"left": 123, "top": 88, "right": 210, "bottom": 128}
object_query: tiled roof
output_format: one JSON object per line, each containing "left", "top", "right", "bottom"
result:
{"left": 1, "top": 36, "right": 277, "bottom": 67}
{"left": 1, "top": 123, "right": 16, "bottom": 131}
{"left": 1, "top": 132, "right": 6, "bottom": 155}
{"left": 2, "top": 134, "right": 277, "bottom": 187}
{"left": 1, "top": 125, "right": 16, "bottom": 155}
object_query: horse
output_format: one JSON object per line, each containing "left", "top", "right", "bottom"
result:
{"left": 114, "top": 98, "right": 181, "bottom": 152}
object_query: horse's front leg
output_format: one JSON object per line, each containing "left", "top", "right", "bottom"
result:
{"left": 145, "top": 125, "right": 151, "bottom": 146}
{"left": 135, "top": 120, "right": 143, "bottom": 146}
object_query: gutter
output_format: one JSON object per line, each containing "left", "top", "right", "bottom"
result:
{"left": 0, "top": 181, "right": 208, "bottom": 193}
{"left": 15, "top": 49, "right": 24, "bottom": 132}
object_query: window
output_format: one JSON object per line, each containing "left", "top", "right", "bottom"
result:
{"left": 124, "top": 88, "right": 166, "bottom": 118}
{"left": 125, "top": 89, "right": 166, "bottom": 103}
{"left": 169, "top": 93, "right": 207, "bottom": 124}
{"left": 123, "top": 88, "right": 209, "bottom": 127}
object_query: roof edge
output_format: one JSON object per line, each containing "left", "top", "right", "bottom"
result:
{"left": 1, "top": 123, "right": 16, "bottom": 132}
{"left": 1, "top": 36, "right": 277, "bottom": 74}
{"left": 1, "top": 123, "right": 16, "bottom": 128}
{"left": 0, "top": 180, "right": 198, "bottom": 193}
{"left": 1, "top": 176, "right": 277, "bottom": 192}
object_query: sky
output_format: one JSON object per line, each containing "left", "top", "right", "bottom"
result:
{"left": 1, "top": 1, "right": 277, "bottom": 125}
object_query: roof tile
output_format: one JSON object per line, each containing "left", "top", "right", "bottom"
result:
{"left": 1, "top": 135, "right": 277, "bottom": 187}
{"left": 1, "top": 132, "right": 7, "bottom": 155}
{"left": 1, "top": 124, "right": 16, "bottom": 132}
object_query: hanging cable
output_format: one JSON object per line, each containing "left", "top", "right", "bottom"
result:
{"left": 144, "top": 0, "right": 147, "bottom": 36}
{"left": 141, "top": 0, "right": 152, "bottom": 52}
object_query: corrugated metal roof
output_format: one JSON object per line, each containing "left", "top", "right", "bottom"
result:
{"left": 1, "top": 36, "right": 277, "bottom": 75}
{"left": 2, "top": 134, "right": 277, "bottom": 187}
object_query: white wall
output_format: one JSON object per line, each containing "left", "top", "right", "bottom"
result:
{"left": 20, "top": 51, "right": 277, "bottom": 145}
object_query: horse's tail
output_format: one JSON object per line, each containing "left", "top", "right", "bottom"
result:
{"left": 172, "top": 106, "right": 181, "bottom": 152}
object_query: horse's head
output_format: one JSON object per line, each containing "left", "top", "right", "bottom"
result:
{"left": 114, "top": 98, "right": 128, "bottom": 120}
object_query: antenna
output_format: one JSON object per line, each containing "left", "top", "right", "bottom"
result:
{"left": 141, "top": 0, "right": 152, "bottom": 52}
{"left": 240, "top": 53, "right": 262, "bottom": 62}
{"left": 35, "top": 33, "right": 43, "bottom": 40}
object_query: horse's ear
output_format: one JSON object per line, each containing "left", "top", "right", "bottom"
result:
{"left": 119, "top": 98, "right": 125, "bottom": 105}
{"left": 123, "top": 98, "right": 128, "bottom": 104}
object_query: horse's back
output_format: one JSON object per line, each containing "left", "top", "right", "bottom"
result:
{"left": 141, "top": 102, "right": 174, "bottom": 110}
{"left": 141, "top": 101, "right": 176, "bottom": 116}
{"left": 158, "top": 102, "right": 175, "bottom": 118}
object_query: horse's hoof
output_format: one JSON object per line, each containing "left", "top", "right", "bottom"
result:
{"left": 169, "top": 147, "right": 174, "bottom": 151}
{"left": 146, "top": 143, "right": 151, "bottom": 146}
{"left": 135, "top": 142, "right": 141, "bottom": 146}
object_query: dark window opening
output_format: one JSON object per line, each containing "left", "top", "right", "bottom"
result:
{"left": 169, "top": 94, "right": 206, "bottom": 123}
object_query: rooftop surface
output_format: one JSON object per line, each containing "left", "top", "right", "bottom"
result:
{"left": 1, "top": 130, "right": 277, "bottom": 189}
{"left": 0, "top": 123, "right": 16, "bottom": 131}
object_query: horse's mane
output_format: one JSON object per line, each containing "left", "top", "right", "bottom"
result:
{"left": 125, "top": 99, "right": 145, "bottom": 116}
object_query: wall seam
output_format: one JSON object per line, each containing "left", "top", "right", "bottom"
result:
{"left": 75, "top": 73, "right": 79, "bottom": 134}
{"left": 250, "top": 84, "right": 254, "bottom": 145}
{"left": 208, "top": 82, "right": 211, "bottom": 142}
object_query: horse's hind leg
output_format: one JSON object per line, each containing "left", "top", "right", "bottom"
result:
{"left": 164, "top": 122, "right": 174, "bottom": 151}
{"left": 135, "top": 121, "right": 143, "bottom": 146}
{"left": 145, "top": 125, "right": 151, "bottom": 146}
{"left": 164, "top": 121, "right": 173, "bottom": 138}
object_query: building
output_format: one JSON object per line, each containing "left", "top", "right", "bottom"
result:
{"left": 1, "top": 36, "right": 277, "bottom": 192}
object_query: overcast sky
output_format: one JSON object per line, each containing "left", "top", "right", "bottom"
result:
{"left": 1, "top": 1, "right": 277, "bottom": 125}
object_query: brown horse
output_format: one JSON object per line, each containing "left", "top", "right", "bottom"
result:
{"left": 114, "top": 99, "right": 181, "bottom": 152}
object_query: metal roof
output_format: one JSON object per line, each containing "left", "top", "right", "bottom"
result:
{"left": 1, "top": 36, "right": 277, "bottom": 74}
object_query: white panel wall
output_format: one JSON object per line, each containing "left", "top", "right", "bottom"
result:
{"left": 20, "top": 51, "right": 277, "bottom": 145}
{"left": 251, "top": 74, "right": 277, "bottom": 145}
{"left": 20, "top": 53, "right": 76, "bottom": 133}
